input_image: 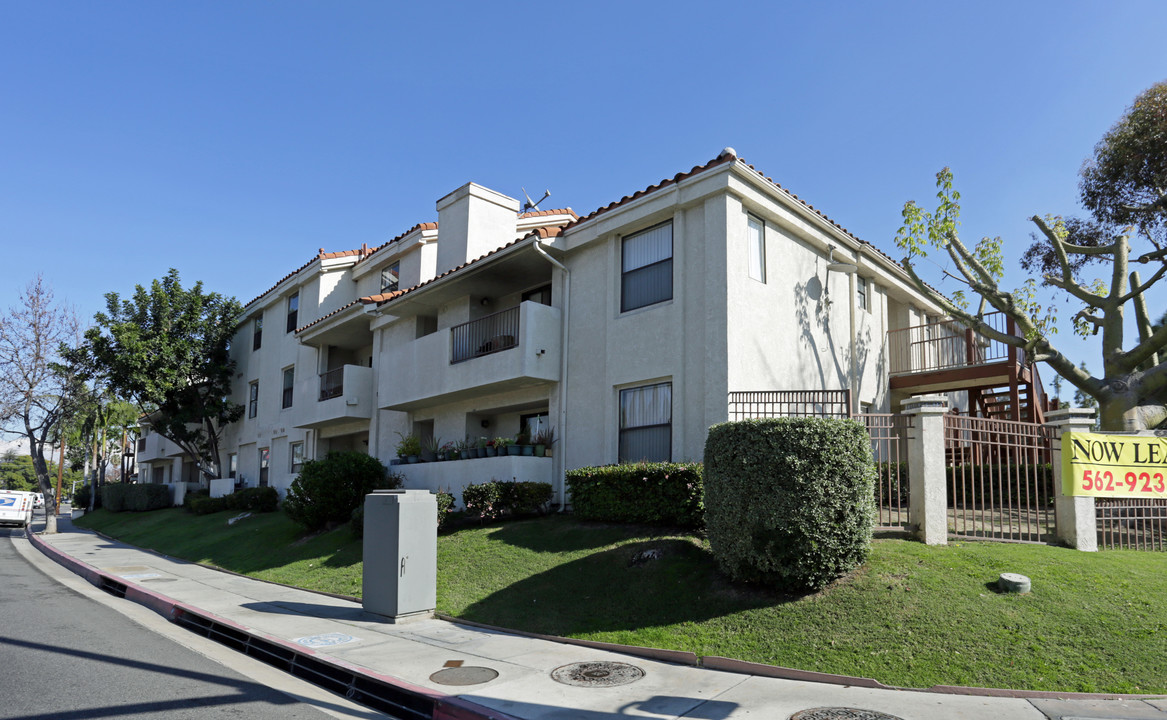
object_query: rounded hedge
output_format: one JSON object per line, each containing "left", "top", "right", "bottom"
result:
{"left": 704, "top": 417, "right": 875, "bottom": 592}
{"left": 283, "top": 451, "right": 400, "bottom": 530}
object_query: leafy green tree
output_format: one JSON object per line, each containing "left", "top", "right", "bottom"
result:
{"left": 0, "top": 276, "right": 84, "bottom": 531}
{"left": 895, "top": 82, "right": 1167, "bottom": 431}
{"left": 76, "top": 269, "right": 243, "bottom": 481}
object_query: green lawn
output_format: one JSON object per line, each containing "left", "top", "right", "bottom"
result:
{"left": 75, "top": 508, "right": 1167, "bottom": 694}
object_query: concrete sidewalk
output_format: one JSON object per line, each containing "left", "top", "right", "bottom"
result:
{"left": 24, "top": 515, "right": 1167, "bottom": 720}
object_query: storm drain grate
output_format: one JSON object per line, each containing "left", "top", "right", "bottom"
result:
{"left": 98, "top": 577, "right": 127, "bottom": 598}
{"left": 790, "top": 708, "right": 905, "bottom": 720}
{"left": 550, "top": 661, "right": 645, "bottom": 688}
{"left": 173, "top": 607, "right": 433, "bottom": 720}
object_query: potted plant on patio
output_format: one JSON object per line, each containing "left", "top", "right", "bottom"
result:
{"left": 516, "top": 431, "right": 533, "bottom": 456}
{"left": 497, "top": 437, "right": 518, "bottom": 456}
{"left": 420, "top": 436, "right": 440, "bottom": 463}
{"left": 395, "top": 433, "right": 421, "bottom": 464}
{"left": 532, "top": 426, "right": 555, "bottom": 457}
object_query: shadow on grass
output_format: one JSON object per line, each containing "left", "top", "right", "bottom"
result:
{"left": 456, "top": 536, "right": 797, "bottom": 636}
{"left": 481, "top": 514, "right": 701, "bottom": 554}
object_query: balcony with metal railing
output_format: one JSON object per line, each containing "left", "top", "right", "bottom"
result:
{"left": 888, "top": 311, "right": 1012, "bottom": 376}
{"left": 379, "top": 300, "right": 562, "bottom": 411}
{"left": 293, "top": 364, "right": 374, "bottom": 429}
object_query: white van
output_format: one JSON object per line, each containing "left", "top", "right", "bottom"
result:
{"left": 0, "top": 491, "right": 35, "bottom": 529}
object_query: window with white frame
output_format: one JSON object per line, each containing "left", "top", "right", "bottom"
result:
{"left": 856, "top": 276, "right": 870, "bottom": 312}
{"left": 618, "top": 381, "right": 672, "bottom": 463}
{"left": 290, "top": 442, "right": 304, "bottom": 473}
{"left": 248, "top": 381, "right": 259, "bottom": 418}
{"left": 252, "top": 316, "right": 263, "bottom": 350}
{"left": 286, "top": 293, "right": 299, "bottom": 333}
{"left": 281, "top": 367, "right": 295, "bottom": 409}
{"left": 381, "top": 263, "right": 400, "bottom": 293}
{"left": 747, "top": 214, "right": 766, "bottom": 283}
{"left": 621, "top": 221, "right": 673, "bottom": 312}
{"left": 228, "top": 453, "right": 238, "bottom": 479}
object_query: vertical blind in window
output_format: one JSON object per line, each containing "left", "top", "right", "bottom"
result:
{"left": 621, "top": 222, "right": 673, "bottom": 312}
{"left": 619, "top": 382, "right": 672, "bottom": 463}
{"left": 747, "top": 215, "right": 766, "bottom": 282}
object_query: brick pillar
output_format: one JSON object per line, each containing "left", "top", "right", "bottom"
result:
{"left": 1046, "top": 408, "right": 1098, "bottom": 552}
{"left": 904, "top": 395, "right": 949, "bottom": 546}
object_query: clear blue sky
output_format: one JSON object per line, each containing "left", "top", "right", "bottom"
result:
{"left": 2, "top": 1, "right": 1165, "bottom": 396}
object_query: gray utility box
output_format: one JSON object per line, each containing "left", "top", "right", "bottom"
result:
{"left": 362, "top": 490, "right": 437, "bottom": 622}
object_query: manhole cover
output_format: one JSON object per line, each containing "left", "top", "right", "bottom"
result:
{"left": 550, "top": 661, "right": 645, "bottom": 688}
{"left": 429, "top": 666, "right": 499, "bottom": 686}
{"left": 790, "top": 708, "right": 904, "bottom": 720}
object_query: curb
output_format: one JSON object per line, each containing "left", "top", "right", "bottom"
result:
{"left": 27, "top": 529, "right": 521, "bottom": 720}
{"left": 31, "top": 527, "right": 1167, "bottom": 705}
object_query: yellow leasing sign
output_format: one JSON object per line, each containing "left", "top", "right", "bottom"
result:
{"left": 1063, "top": 431, "right": 1167, "bottom": 498}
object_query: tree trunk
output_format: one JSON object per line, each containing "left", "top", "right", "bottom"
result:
{"left": 27, "top": 432, "right": 57, "bottom": 534}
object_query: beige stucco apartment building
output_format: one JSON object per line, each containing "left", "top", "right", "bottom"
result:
{"left": 138, "top": 148, "right": 955, "bottom": 506}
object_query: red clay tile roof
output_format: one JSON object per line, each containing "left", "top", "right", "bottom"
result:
{"left": 559, "top": 149, "right": 919, "bottom": 288}
{"left": 295, "top": 300, "right": 363, "bottom": 334}
{"left": 559, "top": 152, "right": 738, "bottom": 232}
{"left": 519, "top": 208, "right": 578, "bottom": 219}
{"left": 358, "top": 222, "right": 440, "bottom": 266}
{"left": 243, "top": 247, "right": 367, "bottom": 311}
{"left": 358, "top": 233, "right": 549, "bottom": 308}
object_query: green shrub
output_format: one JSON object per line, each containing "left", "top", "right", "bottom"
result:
{"left": 565, "top": 462, "right": 704, "bottom": 528}
{"left": 462, "top": 480, "right": 553, "bottom": 522}
{"left": 224, "top": 486, "right": 279, "bottom": 513}
{"left": 183, "top": 488, "right": 209, "bottom": 511}
{"left": 705, "top": 418, "right": 875, "bottom": 592}
{"left": 462, "top": 481, "right": 502, "bottom": 520}
{"left": 101, "top": 483, "right": 171, "bottom": 513}
{"left": 73, "top": 484, "right": 93, "bottom": 510}
{"left": 190, "top": 495, "right": 228, "bottom": 515}
{"left": 350, "top": 504, "right": 365, "bottom": 538}
{"left": 283, "top": 452, "right": 401, "bottom": 530}
{"left": 436, "top": 490, "right": 455, "bottom": 529}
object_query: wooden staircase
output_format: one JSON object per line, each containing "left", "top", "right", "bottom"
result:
{"left": 888, "top": 311, "right": 1056, "bottom": 424}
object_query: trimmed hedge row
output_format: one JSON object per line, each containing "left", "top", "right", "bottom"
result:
{"left": 101, "top": 483, "right": 172, "bottom": 513}
{"left": 462, "top": 480, "right": 553, "bottom": 521}
{"left": 186, "top": 486, "right": 280, "bottom": 516}
{"left": 705, "top": 418, "right": 875, "bottom": 592}
{"left": 565, "top": 462, "right": 703, "bottom": 529}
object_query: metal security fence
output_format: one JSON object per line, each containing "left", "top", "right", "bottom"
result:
{"left": 944, "top": 414, "right": 1056, "bottom": 543}
{"left": 727, "top": 390, "right": 852, "bottom": 419}
{"left": 1096, "top": 498, "right": 1167, "bottom": 551}
{"left": 859, "top": 413, "right": 913, "bottom": 530}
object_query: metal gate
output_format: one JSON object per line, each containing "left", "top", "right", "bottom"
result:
{"left": 1096, "top": 498, "right": 1167, "bottom": 551}
{"left": 944, "top": 414, "right": 1056, "bottom": 543}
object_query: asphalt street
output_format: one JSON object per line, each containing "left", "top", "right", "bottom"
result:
{"left": 1, "top": 521, "right": 383, "bottom": 720}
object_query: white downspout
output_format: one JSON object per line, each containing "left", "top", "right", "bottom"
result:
{"left": 849, "top": 271, "right": 859, "bottom": 415}
{"left": 532, "top": 240, "right": 570, "bottom": 511}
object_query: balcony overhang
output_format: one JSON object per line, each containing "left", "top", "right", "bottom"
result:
{"left": 376, "top": 237, "right": 562, "bottom": 318}
{"left": 296, "top": 303, "right": 374, "bottom": 350}
{"left": 889, "top": 360, "right": 1028, "bottom": 395}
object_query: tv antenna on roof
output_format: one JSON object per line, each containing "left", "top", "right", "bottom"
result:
{"left": 522, "top": 187, "right": 551, "bottom": 213}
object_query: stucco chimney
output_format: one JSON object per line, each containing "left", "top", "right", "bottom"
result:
{"left": 435, "top": 183, "right": 520, "bottom": 274}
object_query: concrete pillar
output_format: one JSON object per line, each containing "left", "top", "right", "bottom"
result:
{"left": 904, "top": 395, "right": 949, "bottom": 546}
{"left": 1046, "top": 408, "right": 1098, "bottom": 552}
{"left": 362, "top": 490, "right": 438, "bottom": 621}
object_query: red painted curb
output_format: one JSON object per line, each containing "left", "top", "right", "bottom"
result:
{"left": 28, "top": 530, "right": 522, "bottom": 720}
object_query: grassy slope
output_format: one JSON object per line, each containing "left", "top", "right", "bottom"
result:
{"left": 76, "top": 509, "right": 1167, "bottom": 694}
